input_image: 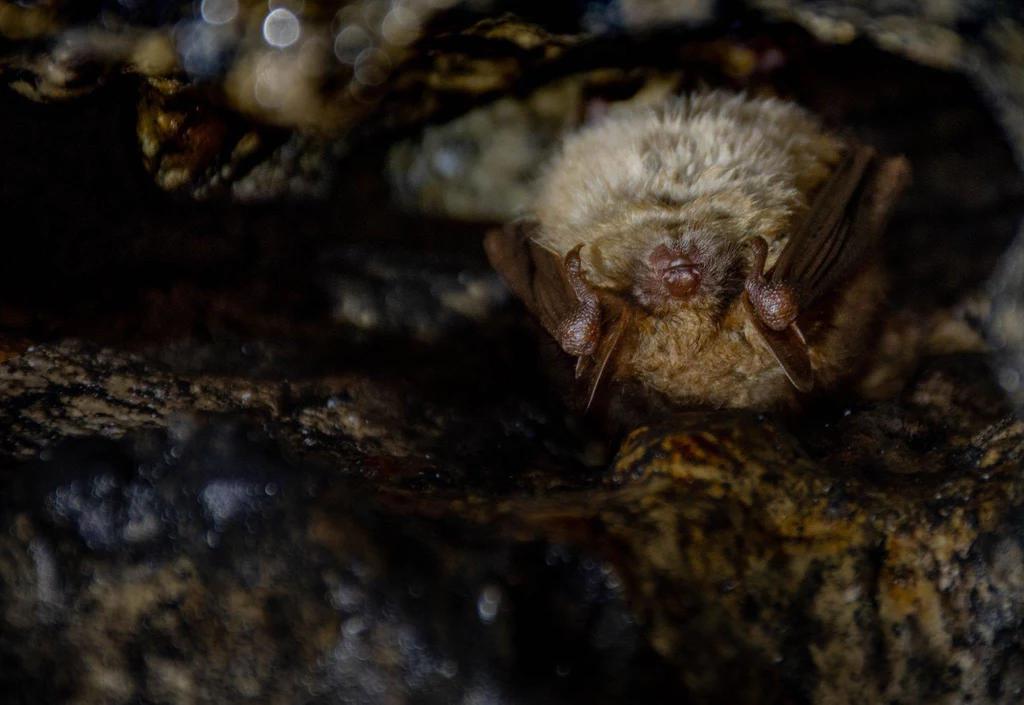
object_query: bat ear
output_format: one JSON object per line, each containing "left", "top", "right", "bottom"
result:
{"left": 743, "top": 292, "right": 813, "bottom": 393}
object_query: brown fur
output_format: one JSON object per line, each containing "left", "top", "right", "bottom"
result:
{"left": 513, "top": 91, "right": 893, "bottom": 410}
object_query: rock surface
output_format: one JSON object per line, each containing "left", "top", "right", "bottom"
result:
{"left": 4, "top": 347, "right": 1024, "bottom": 703}
{"left": 1, "top": 1, "right": 1022, "bottom": 197}
{"left": 1, "top": 420, "right": 654, "bottom": 705}
{"left": 3, "top": 2, "right": 1024, "bottom": 704}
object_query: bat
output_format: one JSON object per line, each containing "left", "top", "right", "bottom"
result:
{"left": 485, "top": 91, "right": 911, "bottom": 411}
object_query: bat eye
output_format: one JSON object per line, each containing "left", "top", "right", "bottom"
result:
{"left": 649, "top": 245, "right": 701, "bottom": 299}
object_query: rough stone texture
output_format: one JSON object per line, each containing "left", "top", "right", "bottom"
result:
{"left": 3, "top": 2, "right": 1024, "bottom": 704}
{"left": 2, "top": 1, "right": 1022, "bottom": 197}
{"left": 604, "top": 397, "right": 1024, "bottom": 703}
{"left": 4, "top": 350, "right": 1024, "bottom": 703}
{"left": 0, "top": 339, "right": 592, "bottom": 494}
{"left": 0, "top": 421, "right": 654, "bottom": 705}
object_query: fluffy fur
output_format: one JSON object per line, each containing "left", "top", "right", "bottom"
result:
{"left": 525, "top": 91, "right": 885, "bottom": 409}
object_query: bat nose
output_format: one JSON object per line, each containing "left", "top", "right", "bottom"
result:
{"left": 649, "top": 244, "right": 701, "bottom": 299}
{"left": 662, "top": 263, "right": 701, "bottom": 298}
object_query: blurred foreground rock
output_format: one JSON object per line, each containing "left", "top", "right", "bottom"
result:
{"left": 4, "top": 346, "right": 1024, "bottom": 703}
{"left": 0, "top": 420, "right": 650, "bottom": 704}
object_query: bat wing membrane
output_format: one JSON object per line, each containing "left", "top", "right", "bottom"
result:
{"left": 754, "top": 144, "right": 911, "bottom": 392}
{"left": 484, "top": 220, "right": 576, "bottom": 341}
{"left": 772, "top": 145, "right": 911, "bottom": 310}
{"left": 485, "top": 220, "right": 629, "bottom": 411}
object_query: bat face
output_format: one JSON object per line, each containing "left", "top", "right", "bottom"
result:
{"left": 486, "top": 91, "right": 910, "bottom": 411}
{"left": 583, "top": 210, "right": 748, "bottom": 324}
{"left": 628, "top": 227, "right": 743, "bottom": 316}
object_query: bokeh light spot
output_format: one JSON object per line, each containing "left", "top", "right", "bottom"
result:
{"left": 334, "top": 24, "right": 371, "bottom": 64}
{"left": 200, "top": 0, "right": 238, "bottom": 25}
{"left": 263, "top": 8, "right": 300, "bottom": 48}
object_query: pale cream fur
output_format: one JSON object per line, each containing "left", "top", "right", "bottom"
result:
{"left": 525, "top": 91, "right": 884, "bottom": 409}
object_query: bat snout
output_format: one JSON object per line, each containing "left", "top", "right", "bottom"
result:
{"left": 662, "top": 261, "right": 701, "bottom": 298}
{"left": 649, "top": 244, "right": 702, "bottom": 300}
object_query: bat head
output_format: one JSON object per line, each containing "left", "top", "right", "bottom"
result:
{"left": 586, "top": 217, "right": 745, "bottom": 323}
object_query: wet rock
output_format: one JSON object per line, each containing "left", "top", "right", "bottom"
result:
{"left": 0, "top": 421, "right": 670, "bottom": 704}
{"left": 5, "top": 353, "right": 1024, "bottom": 703}
{"left": 383, "top": 354, "right": 1024, "bottom": 702}
{"left": 0, "top": 340, "right": 593, "bottom": 497}
{"left": 596, "top": 392, "right": 1024, "bottom": 703}
{"left": 0, "top": 3, "right": 577, "bottom": 130}
{"left": 2, "top": 1, "right": 1022, "bottom": 197}
{"left": 324, "top": 244, "right": 509, "bottom": 339}
{"left": 135, "top": 79, "right": 339, "bottom": 201}
{"left": 749, "top": 2, "right": 1024, "bottom": 168}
